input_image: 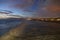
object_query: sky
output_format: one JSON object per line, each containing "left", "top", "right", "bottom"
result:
{"left": 0, "top": 0, "right": 60, "bottom": 18}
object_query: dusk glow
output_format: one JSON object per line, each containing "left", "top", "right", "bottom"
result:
{"left": 0, "top": 0, "right": 60, "bottom": 17}
{"left": 0, "top": 0, "right": 60, "bottom": 40}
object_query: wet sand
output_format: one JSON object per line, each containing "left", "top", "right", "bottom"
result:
{"left": 0, "top": 20, "right": 60, "bottom": 40}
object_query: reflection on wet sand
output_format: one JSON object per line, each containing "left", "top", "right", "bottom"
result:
{"left": 0, "top": 19, "right": 60, "bottom": 40}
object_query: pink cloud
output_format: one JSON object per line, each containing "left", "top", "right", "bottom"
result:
{"left": 10, "top": 0, "right": 60, "bottom": 17}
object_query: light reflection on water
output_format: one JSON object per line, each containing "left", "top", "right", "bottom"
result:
{"left": 0, "top": 18, "right": 22, "bottom": 36}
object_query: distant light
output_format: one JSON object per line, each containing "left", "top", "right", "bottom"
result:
{"left": 57, "top": 19, "right": 60, "bottom": 21}
{"left": 26, "top": 17, "right": 32, "bottom": 20}
{"left": 50, "top": 19, "right": 55, "bottom": 21}
{"left": 40, "top": 18, "right": 44, "bottom": 21}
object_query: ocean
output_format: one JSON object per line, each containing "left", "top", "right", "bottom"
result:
{"left": 0, "top": 18, "right": 22, "bottom": 36}
{"left": 0, "top": 18, "right": 60, "bottom": 40}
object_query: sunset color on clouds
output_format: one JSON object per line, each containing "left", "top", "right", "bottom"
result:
{"left": 0, "top": 0, "right": 60, "bottom": 17}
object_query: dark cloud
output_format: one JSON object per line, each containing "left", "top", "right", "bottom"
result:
{"left": 13, "top": 0, "right": 60, "bottom": 17}
{"left": 50, "top": 0, "right": 60, "bottom": 5}
{"left": 34, "top": 0, "right": 60, "bottom": 17}
{"left": 45, "top": 0, "right": 60, "bottom": 14}
{"left": 0, "top": 0, "right": 60, "bottom": 17}
{"left": 12, "top": 0, "right": 34, "bottom": 7}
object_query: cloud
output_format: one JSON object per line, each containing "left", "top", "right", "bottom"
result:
{"left": 0, "top": 11, "right": 21, "bottom": 19}
{"left": 0, "top": 0, "right": 60, "bottom": 17}
{"left": 34, "top": 0, "right": 60, "bottom": 17}
{"left": 11, "top": 0, "right": 34, "bottom": 8}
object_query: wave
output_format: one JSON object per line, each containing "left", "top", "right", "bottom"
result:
{"left": 0, "top": 18, "right": 22, "bottom": 36}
